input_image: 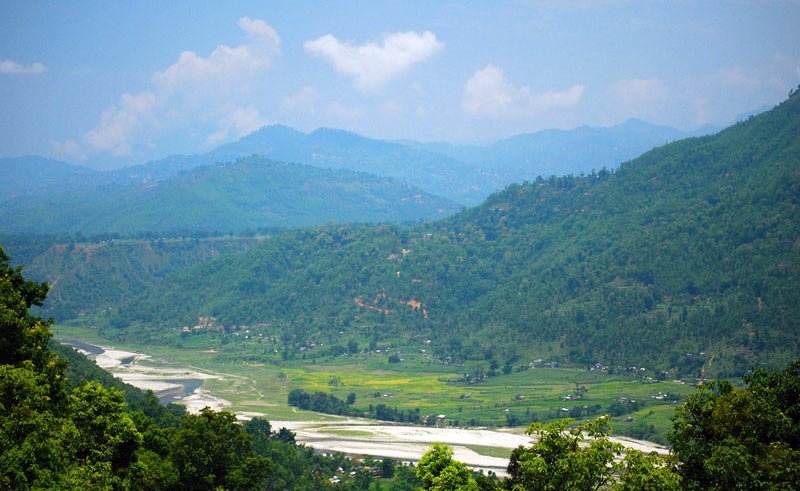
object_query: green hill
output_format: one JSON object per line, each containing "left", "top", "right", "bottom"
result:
{"left": 20, "top": 235, "right": 269, "bottom": 321}
{"left": 100, "top": 90, "right": 800, "bottom": 376}
{"left": 0, "top": 156, "right": 459, "bottom": 235}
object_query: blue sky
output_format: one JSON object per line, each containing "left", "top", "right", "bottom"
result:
{"left": 1, "top": 1, "right": 798, "bottom": 168}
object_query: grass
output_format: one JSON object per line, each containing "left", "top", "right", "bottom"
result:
{"left": 464, "top": 445, "right": 514, "bottom": 459}
{"left": 321, "top": 429, "right": 377, "bottom": 438}
{"left": 52, "top": 324, "right": 696, "bottom": 441}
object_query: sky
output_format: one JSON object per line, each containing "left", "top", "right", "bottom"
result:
{"left": 1, "top": 1, "right": 799, "bottom": 169}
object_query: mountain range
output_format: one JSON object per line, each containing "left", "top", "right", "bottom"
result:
{"left": 1, "top": 118, "right": 715, "bottom": 213}
{"left": 53, "top": 91, "right": 796, "bottom": 377}
{"left": 0, "top": 156, "right": 458, "bottom": 235}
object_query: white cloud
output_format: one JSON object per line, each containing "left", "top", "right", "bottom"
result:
{"left": 0, "top": 59, "right": 46, "bottom": 75}
{"left": 153, "top": 17, "right": 280, "bottom": 95}
{"left": 81, "top": 18, "right": 280, "bottom": 157}
{"left": 84, "top": 91, "right": 157, "bottom": 155}
{"left": 205, "top": 104, "right": 270, "bottom": 147}
{"left": 304, "top": 31, "right": 443, "bottom": 91}
{"left": 462, "top": 65, "right": 584, "bottom": 118}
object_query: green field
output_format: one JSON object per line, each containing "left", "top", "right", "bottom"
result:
{"left": 54, "top": 324, "right": 695, "bottom": 443}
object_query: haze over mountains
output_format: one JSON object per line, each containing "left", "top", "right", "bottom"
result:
{"left": 0, "top": 118, "right": 716, "bottom": 236}
{"left": 96, "top": 92, "right": 797, "bottom": 376}
{"left": 0, "top": 157, "right": 458, "bottom": 235}
{"left": 7, "top": 91, "right": 797, "bottom": 378}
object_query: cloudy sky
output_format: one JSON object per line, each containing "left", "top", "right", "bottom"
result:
{"left": 1, "top": 1, "right": 799, "bottom": 168}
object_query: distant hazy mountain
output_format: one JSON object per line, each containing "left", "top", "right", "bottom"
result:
{"left": 1, "top": 119, "right": 719, "bottom": 207}
{"left": 0, "top": 156, "right": 459, "bottom": 235}
{"left": 0, "top": 156, "right": 98, "bottom": 201}
{"left": 405, "top": 118, "right": 718, "bottom": 181}
{"left": 206, "top": 125, "right": 487, "bottom": 204}
{"left": 199, "top": 120, "right": 718, "bottom": 205}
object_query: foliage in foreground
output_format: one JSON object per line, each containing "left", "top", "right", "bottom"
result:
{"left": 505, "top": 417, "right": 680, "bottom": 491}
{"left": 670, "top": 361, "right": 800, "bottom": 490}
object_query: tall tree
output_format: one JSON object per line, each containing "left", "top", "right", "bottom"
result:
{"left": 670, "top": 361, "right": 800, "bottom": 490}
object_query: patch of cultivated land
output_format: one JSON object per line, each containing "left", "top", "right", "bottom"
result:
{"left": 54, "top": 324, "right": 687, "bottom": 472}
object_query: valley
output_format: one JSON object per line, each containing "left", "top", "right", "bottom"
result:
{"left": 3, "top": 4, "right": 798, "bottom": 488}
{"left": 55, "top": 324, "right": 692, "bottom": 452}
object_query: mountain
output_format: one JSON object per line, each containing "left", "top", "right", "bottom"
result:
{"left": 0, "top": 156, "right": 99, "bottom": 201}
{"left": 406, "top": 118, "right": 717, "bottom": 182}
{"left": 207, "top": 125, "right": 487, "bottom": 204}
{"left": 204, "top": 120, "right": 714, "bottom": 205}
{"left": 2, "top": 119, "right": 712, "bottom": 207}
{"left": 0, "top": 156, "right": 459, "bottom": 235}
{"left": 103, "top": 92, "right": 800, "bottom": 377}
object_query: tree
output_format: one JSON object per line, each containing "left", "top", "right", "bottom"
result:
{"left": 347, "top": 392, "right": 356, "bottom": 405}
{"left": 171, "top": 408, "right": 270, "bottom": 490}
{"left": 380, "top": 457, "right": 396, "bottom": 478}
{"left": 506, "top": 416, "right": 680, "bottom": 490}
{"left": 417, "top": 443, "right": 478, "bottom": 491}
{"left": 669, "top": 361, "right": 800, "bottom": 490}
{"left": 65, "top": 381, "right": 142, "bottom": 471}
{"left": 0, "top": 248, "right": 68, "bottom": 488}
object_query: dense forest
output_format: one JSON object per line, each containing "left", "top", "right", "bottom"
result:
{"left": 90, "top": 89, "right": 800, "bottom": 377}
{"left": 2, "top": 234, "right": 270, "bottom": 320}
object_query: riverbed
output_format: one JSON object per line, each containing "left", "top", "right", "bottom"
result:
{"left": 62, "top": 341, "right": 669, "bottom": 475}
{"left": 61, "top": 340, "right": 230, "bottom": 410}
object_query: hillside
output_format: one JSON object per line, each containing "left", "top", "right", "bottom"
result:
{"left": 100, "top": 92, "right": 800, "bottom": 376}
{"left": 0, "top": 156, "right": 458, "bottom": 235}
{"left": 21, "top": 235, "right": 269, "bottom": 320}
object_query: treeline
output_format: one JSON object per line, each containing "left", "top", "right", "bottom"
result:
{"left": 5, "top": 234, "right": 267, "bottom": 321}
{"left": 288, "top": 389, "right": 423, "bottom": 424}
{"left": 288, "top": 389, "right": 354, "bottom": 416}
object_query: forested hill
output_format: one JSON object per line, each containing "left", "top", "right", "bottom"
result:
{"left": 104, "top": 90, "right": 798, "bottom": 376}
{"left": 0, "top": 156, "right": 458, "bottom": 235}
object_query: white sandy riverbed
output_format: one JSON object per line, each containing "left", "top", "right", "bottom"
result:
{"left": 81, "top": 345, "right": 231, "bottom": 413}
